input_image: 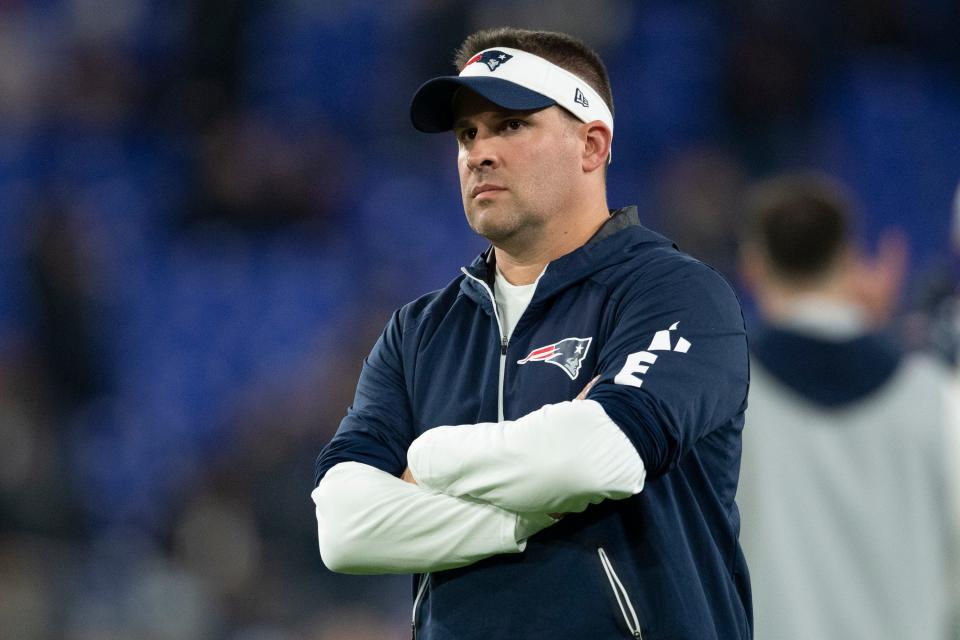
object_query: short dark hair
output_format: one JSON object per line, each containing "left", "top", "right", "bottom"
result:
{"left": 742, "top": 173, "right": 854, "bottom": 282}
{"left": 453, "top": 27, "right": 614, "bottom": 118}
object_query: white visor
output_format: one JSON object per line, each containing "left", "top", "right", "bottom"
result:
{"left": 410, "top": 47, "right": 614, "bottom": 155}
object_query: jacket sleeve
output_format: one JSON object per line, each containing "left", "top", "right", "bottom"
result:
{"left": 586, "top": 261, "right": 749, "bottom": 478}
{"left": 314, "top": 308, "right": 414, "bottom": 485}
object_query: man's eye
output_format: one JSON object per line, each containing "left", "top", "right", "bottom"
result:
{"left": 506, "top": 120, "right": 524, "bottom": 130}
{"left": 459, "top": 129, "right": 477, "bottom": 142}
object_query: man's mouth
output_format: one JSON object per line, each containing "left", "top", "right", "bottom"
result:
{"left": 472, "top": 184, "right": 506, "bottom": 199}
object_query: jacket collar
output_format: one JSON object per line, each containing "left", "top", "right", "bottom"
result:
{"left": 460, "top": 206, "right": 674, "bottom": 307}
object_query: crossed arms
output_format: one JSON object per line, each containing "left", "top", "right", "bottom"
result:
{"left": 312, "top": 395, "right": 646, "bottom": 574}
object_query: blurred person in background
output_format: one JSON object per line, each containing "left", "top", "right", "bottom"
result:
{"left": 736, "top": 173, "right": 960, "bottom": 640}
{"left": 312, "top": 27, "right": 751, "bottom": 640}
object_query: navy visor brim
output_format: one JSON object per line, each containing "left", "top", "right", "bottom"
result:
{"left": 410, "top": 76, "right": 557, "bottom": 133}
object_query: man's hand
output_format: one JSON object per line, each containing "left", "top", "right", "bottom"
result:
{"left": 851, "top": 228, "right": 908, "bottom": 327}
{"left": 576, "top": 375, "right": 600, "bottom": 400}
{"left": 401, "top": 467, "right": 417, "bottom": 485}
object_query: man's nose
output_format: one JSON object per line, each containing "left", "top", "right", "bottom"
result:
{"left": 466, "top": 135, "right": 500, "bottom": 171}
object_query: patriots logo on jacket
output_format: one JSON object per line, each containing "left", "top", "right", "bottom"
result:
{"left": 517, "top": 337, "right": 593, "bottom": 380}
{"left": 465, "top": 50, "right": 514, "bottom": 72}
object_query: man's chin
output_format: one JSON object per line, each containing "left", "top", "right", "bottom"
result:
{"left": 466, "top": 212, "right": 518, "bottom": 244}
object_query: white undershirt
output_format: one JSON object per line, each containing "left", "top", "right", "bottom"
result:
{"left": 494, "top": 267, "right": 543, "bottom": 341}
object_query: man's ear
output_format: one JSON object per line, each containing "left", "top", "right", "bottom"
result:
{"left": 581, "top": 121, "right": 612, "bottom": 173}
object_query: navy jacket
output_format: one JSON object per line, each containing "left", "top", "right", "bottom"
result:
{"left": 315, "top": 207, "right": 752, "bottom": 639}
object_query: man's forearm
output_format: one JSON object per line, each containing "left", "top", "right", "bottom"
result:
{"left": 312, "top": 461, "right": 555, "bottom": 574}
{"left": 406, "top": 399, "right": 646, "bottom": 514}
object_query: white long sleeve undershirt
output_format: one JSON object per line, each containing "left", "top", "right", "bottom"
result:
{"left": 315, "top": 400, "right": 645, "bottom": 575}
{"left": 407, "top": 399, "right": 646, "bottom": 514}
{"left": 312, "top": 461, "right": 555, "bottom": 574}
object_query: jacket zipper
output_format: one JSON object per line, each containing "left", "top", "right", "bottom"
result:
{"left": 411, "top": 572, "right": 429, "bottom": 639}
{"left": 597, "top": 547, "right": 643, "bottom": 639}
{"left": 460, "top": 268, "right": 508, "bottom": 421}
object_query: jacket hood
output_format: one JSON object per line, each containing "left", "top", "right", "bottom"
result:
{"left": 751, "top": 326, "right": 902, "bottom": 406}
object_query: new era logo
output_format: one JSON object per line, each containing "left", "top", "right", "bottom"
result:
{"left": 574, "top": 87, "right": 590, "bottom": 108}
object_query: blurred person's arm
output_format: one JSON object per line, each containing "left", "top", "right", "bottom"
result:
{"left": 312, "top": 461, "right": 554, "bottom": 574}
{"left": 407, "top": 264, "right": 747, "bottom": 514}
{"left": 851, "top": 228, "right": 909, "bottom": 327}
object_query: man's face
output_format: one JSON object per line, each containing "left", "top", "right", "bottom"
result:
{"left": 452, "top": 90, "right": 583, "bottom": 248}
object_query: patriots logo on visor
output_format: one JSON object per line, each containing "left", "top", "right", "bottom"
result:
{"left": 466, "top": 50, "right": 514, "bottom": 72}
{"left": 517, "top": 337, "right": 593, "bottom": 380}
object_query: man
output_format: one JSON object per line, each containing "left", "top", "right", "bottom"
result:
{"left": 312, "top": 28, "right": 751, "bottom": 639}
{"left": 736, "top": 174, "right": 960, "bottom": 640}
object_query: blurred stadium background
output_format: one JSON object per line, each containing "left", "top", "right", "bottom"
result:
{"left": 0, "top": 1, "right": 957, "bottom": 638}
